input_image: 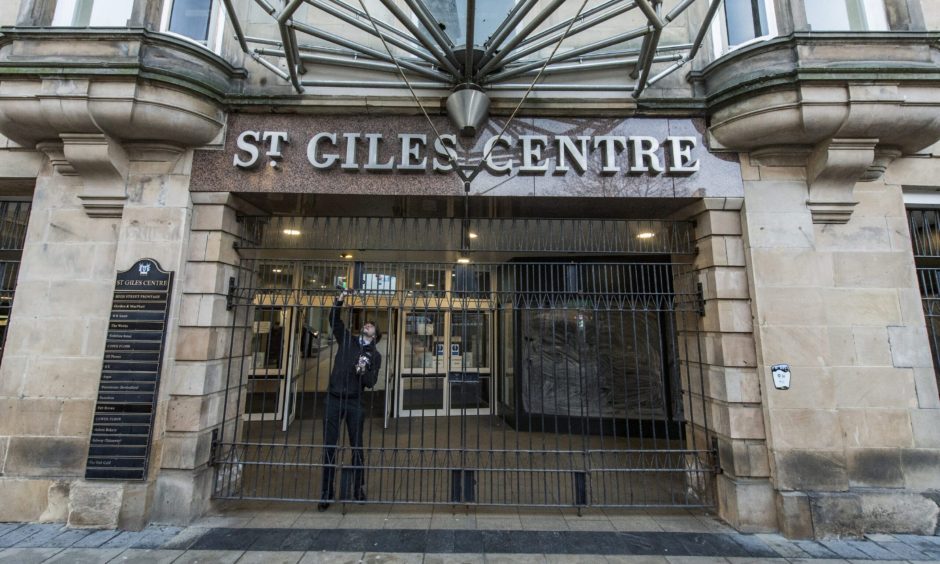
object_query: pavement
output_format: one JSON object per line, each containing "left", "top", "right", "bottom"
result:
{"left": 1, "top": 503, "right": 939, "bottom": 563}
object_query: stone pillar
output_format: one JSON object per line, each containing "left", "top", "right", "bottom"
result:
{"left": 150, "top": 193, "right": 248, "bottom": 523}
{"left": 741, "top": 154, "right": 940, "bottom": 537}
{"left": 0, "top": 72, "right": 223, "bottom": 527}
{"left": 0, "top": 141, "right": 201, "bottom": 528}
{"left": 676, "top": 198, "right": 776, "bottom": 533}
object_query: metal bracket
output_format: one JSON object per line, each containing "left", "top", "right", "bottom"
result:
{"left": 711, "top": 436, "right": 723, "bottom": 475}
{"left": 209, "top": 428, "right": 219, "bottom": 467}
{"left": 226, "top": 276, "right": 237, "bottom": 311}
{"left": 696, "top": 282, "right": 705, "bottom": 317}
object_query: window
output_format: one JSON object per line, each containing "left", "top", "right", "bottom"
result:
{"left": 159, "top": 0, "right": 225, "bottom": 52}
{"left": 711, "top": 0, "right": 777, "bottom": 55}
{"left": 426, "top": 0, "right": 515, "bottom": 47}
{"left": 168, "top": 0, "right": 213, "bottom": 42}
{"left": 51, "top": 0, "right": 133, "bottom": 26}
{"left": 725, "top": 0, "right": 769, "bottom": 46}
{"left": 805, "top": 0, "right": 888, "bottom": 31}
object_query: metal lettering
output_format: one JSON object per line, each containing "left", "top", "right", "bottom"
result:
{"left": 307, "top": 132, "right": 339, "bottom": 169}
{"left": 432, "top": 134, "right": 458, "bottom": 173}
{"left": 262, "top": 131, "right": 289, "bottom": 168}
{"left": 483, "top": 136, "right": 513, "bottom": 175}
{"left": 364, "top": 133, "right": 395, "bottom": 171}
{"left": 518, "top": 135, "right": 548, "bottom": 173}
{"left": 594, "top": 136, "right": 628, "bottom": 174}
{"left": 398, "top": 133, "right": 427, "bottom": 171}
{"left": 232, "top": 129, "right": 705, "bottom": 178}
{"left": 556, "top": 136, "right": 590, "bottom": 174}
{"left": 630, "top": 136, "right": 664, "bottom": 174}
{"left": 341, "top": 133, "right": 360, "bottom": 171}
{"left": 666, "top": 135, "right": 700, "bottom": 173}
{"left": 233, "top": 130, "right": 261, "bottom": 168}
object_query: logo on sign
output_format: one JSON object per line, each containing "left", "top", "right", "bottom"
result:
{"left": 138, "top": 262, "right": 151, "bottom": 276}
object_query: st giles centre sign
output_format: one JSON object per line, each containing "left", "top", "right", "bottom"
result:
{"left": 190, "top": 116, "right": 744, "bottom": 198}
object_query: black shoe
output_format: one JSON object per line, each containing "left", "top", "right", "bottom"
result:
{"left": 317, "top": 502, "right": 331, "bottom": 512}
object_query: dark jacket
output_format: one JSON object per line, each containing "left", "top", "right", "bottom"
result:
{"left": 328, "top": 299, "right": 381, "bottom": 398}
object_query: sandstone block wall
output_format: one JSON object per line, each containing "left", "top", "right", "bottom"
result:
{"left": 741, "top": 155, "right": 940, "bottom": 537}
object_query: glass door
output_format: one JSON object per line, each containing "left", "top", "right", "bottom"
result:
{"left": 397, "top": 309, "right": 494, "bottom": 417}
{"left": 245, "top": 305, "right": 299, "bottom": 428}
{"left": 399, "top": 311, "right": 448, "bottom": 416}
{"left": 448, "top": 310, "right": 492, "bottom": 413}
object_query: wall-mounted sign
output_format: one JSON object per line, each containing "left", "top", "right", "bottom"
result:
{"left": 191, "top": 115, "right": 744, "bottom": 199}
{"left": 85, "top": 259, "right": 173, "bottom": 481}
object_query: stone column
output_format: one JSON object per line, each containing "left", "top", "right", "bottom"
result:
{"left": 0, "top": 155, "right": 120, "bottom": 524}
{"left": 0, "top": 142, "right": 203, "bottom": 527}
{"left": 150, "top": 193, "right": 249, "bottom": 523}
{"left": 676, "top": 198, "right": 776, "bottom": 533}
{"left": 0, "top": 74, "right": 224, "bottom": 527}
{"left": 741, "top": 154, "right": 940, "bottom": 537}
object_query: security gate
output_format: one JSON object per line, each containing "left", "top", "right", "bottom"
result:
{"left": 908, "top": 208, "right": 940, "bottom": 402}
{"left": 0, "top": 200, "right": 31, "bottom": 364}
{"left": 211, "top": 217, "right": 715, "bottom": 508}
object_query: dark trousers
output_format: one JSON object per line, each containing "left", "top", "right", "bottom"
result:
{"left": 320, "top": 393, "right": 365, "bottom": 501}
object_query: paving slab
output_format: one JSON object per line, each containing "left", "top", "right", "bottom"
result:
{"left": 234, "top": 550, "right": 305, "bottom": 563}
{"left": 893, "top": 534, "right": 940, "bottom": 558}
{"left": 0, "top": 525, "right": 23, "bottom": 540}
{"left": 109, "top": 549, "right": 186, "bottom": 563}
{"left": 545, "top": 554, "right": 607, "bottom": 563}
{"left": 0, "top": 547, "right": 63, "bottom": 563}
{"left": 724, "top": 534, "right": 780, "bottom": 559}
{"left": 361, "top": 552, "right": 425, "bottom": 563}
{"left": 0, "top": 524, "right": 55, "bottom": 548}
{"left": 484, "top": 554, "right": 547, "bottom": 563}
{"left": 818, "top": 540, "right": 869, "bottom": 559}
{"left": 42, "top": 528, "right": 94, "bottom": 548}
{"left": 843, "top": 539, "right": 905, "bottom": 560}
{"left": 71, "top": 530, "right": 122, "bottom": 548}
{"left": 791, "top": 541, "right": 840, "bottom": 559}
{"left": 15, "top": 525, "right": 68, "bottom": 548}
{"left": 174, "top": 549, "right": 245, "bottom": 564}
{"left": 871, "top": 540, "right": 933, "bottom": 561}
{"left": 298, "top": 551, "right": 366, "bottom": 563}
{"left": 42, "top": 547, "right": 124, "bottom": 563}
{"left": 424, "top": 553, "right": 486, "bottom": 564}
{"left": 161, "top": 527, "right": 211, "bottom": 550}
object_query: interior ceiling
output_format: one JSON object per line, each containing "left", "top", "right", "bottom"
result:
{"left": 222, "top": 0, "right": 722, "bottom": 98}
{"left": 234, "top": 193, "right": 697, "bottom": 219}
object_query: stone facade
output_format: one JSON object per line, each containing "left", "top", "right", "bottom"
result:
{"left": 0, "top": 0, "right": 938, "bottom": 538}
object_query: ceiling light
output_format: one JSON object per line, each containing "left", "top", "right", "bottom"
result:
{"left": 272, "top": 268, "right": 282, "bottom": 273}
{"left": 468, "top": 232, "right": 478, "bottom": 239}
{"left": 427, "top": 283, "right": 436, "bottom": 287}
{"left": 283, "top": 229, "right": 301, "bottom": 236}
{"left": 636, "top": 232, "right": 655, "bottom": 239}
{"left": 340, "top": 253, "right": 353, "bottom": 259}
{"left": 457, "top": 257, "right": 471, "bottom": 264}
{"left": 415, "top": 282, "right": 422, "bottom": 286}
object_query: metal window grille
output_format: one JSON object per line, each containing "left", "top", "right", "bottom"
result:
{"left": 0, "top": 201, "right": 31, "bottom": 363}
{"left": 212, "top": 218, "right": 714, "bottom": 509}
{"left": 909, "top": 208, "right": 940, "bottom": 400}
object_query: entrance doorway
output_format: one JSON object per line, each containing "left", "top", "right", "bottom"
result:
{"left": 212, "top": 215, "right": 714, "bottom": 508}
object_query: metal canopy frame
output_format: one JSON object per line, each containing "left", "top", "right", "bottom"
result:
{"left": 220, "top": 0, "right": 723, "bottom": 97}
